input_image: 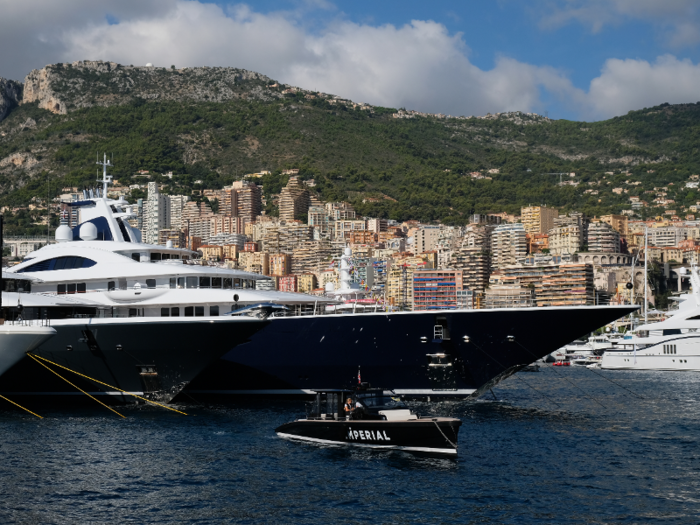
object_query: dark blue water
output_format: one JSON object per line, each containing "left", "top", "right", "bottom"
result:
{"left": 2, "top": 367, "right": 700, "bottom": 524}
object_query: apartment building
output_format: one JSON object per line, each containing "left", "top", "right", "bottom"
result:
{"left": 521, "top": 206, "right": 558, "bottom": 235}
{"left": 490, "top": 223, "right": 527, "bottom": 269}
{"left": 548, "top": 225, "right": 583, "bottom": 255}
{"left": 414, "top": 226, "right": 442, "bottom": 253}
{"left": 413, "top": 269, "right": 463, "bottom": 310}
{"left": 279, "top": 176, "right": 310, "bottom": 221}
{"left": 587, "top": 222, "right": 621, "bottom": 252}
{"left": 535, "top": 263, "right": 595, "bottom": 306}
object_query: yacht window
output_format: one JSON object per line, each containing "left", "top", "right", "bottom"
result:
{"left": 132, "top": 253, "right": 140, "bottom": 262}
{"left": 177, "top": 277, "right": 185, "bottom": 289}
{"left": 162, "top": 253, "right": 171, "bottom": 260}
{"left": 77, "top": 283, "right": 86, "bottom": 293}
{"left": 128, "top": 308, "right": 138, "bottom": 317}
{"left": 146, "top": 279, "right": 156, "bottom": 289}
{"left": 67, "top": 283, "right": 76, "bottom": 294}
{"left": 117, "top": 218, "right": 131, "bottom": 242}
{"left": 210, "top": 306, "right": 219, "bottom": 316}
{"left": 108, "top": 281, "right": 116, "bottom": 291}
{"left": 186, "top": 277, "right": 198, "bottom": 289}
{"left": 234, "top": 278, "right": 241, "bottom": 289}
{"left": 18, "top": 256, "right": 97, "bottom": 273}
{"left": 185, "top": 306, "right": 194, "bottom": 317}
{"left": 212, "top": 277, "right": 222, "bottom": 288}
{"left": 195, "top": 306, "right": 204, "bottom": 317}
{"left": 199, "top": 277, "right": 211, "bottom": 288}
{"left": 223, "top": 278, "right": 232, "bottom": 289}
{"left": 57, "top": 284, "right": 66, "bottom": 294}
{"left": 171, "top": 307, "right": 180, "bottom": 316}
{"left": 170, "top": 278, "right": 176, "bottom": 289}
{"left": 119, "top": 278, "right": 127, "bottom": 290}
{"left": 161, "top": 308, "right": 170, "bottom": 317}
{"left": 151, "top": 252, "right": 162, "bottom": 261}
{"left": 182, "top": 256, "right": 189, "bottom": 260}
{"left": 171, "top": 254, "right": 180, "bottom": 260}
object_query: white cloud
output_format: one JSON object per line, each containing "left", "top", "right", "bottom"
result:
{"left": 579, "top": 55, "right": 700, "bottom": 119}
{"left": 540, "top": 0, "right": 700, "bottom": 47}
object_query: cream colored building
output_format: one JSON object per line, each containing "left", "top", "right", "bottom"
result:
{"left": 521, "top": 206, "right": 559, "bottom": 235}
{"left": 548, "top": 225, "right": 582, "bottom": 255}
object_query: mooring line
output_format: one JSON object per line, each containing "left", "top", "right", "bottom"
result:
{"left": 27, "top": 353, "right": 126, "bottom": 418}
{"left": 514, "top": 341, "right": 607, "bottom": 409}
{"left": 0, "top": 394, "right": 43, "bottom": 419}
{"left": 28, "top": 353, "right": 188, "bottom": 416}
{"left": 468, "top": 340, "right": 561, "bottom": 409}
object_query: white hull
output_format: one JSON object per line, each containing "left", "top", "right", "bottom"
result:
{"left": 601, "top": 335, "right": 700, "bottom": 371}
{"left": 0, "top": 323, "right": 56, "bottom": 377}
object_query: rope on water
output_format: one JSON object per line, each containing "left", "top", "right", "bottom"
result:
{"left": 0, "top": 394, "right": 43, "bottom": 419}
{"left": 28, "top": 353, "right": 187, "bottom": 416}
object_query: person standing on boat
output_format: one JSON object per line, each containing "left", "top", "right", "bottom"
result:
{"left": 344, "top": 398, "right": 354, "bottom": 420}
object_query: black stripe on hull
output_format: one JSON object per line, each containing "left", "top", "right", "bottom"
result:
{"left": 0, "top": 318, "right": 266, "bottom": 404}
{"left": 185, "top": 306, "right": 637, "bottom": 399}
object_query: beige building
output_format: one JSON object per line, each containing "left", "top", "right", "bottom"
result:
{"left": 278, "top": 176, "right": 310, "bottom": 221}
{"left": 414, "top": 226, "right": 441, "bottom": 253}
{"left": 239, "top": 251, "right": 269, "bottom": 275}
{"left": 490, "top": 224, "right": 527, "bottom": 269}
{"left": 548, "top": 225, "right": 582, "bottom": 255}
{"left": 600, "top": 214, "right": 629, "bottom": 237}
{"left": 522, "top": 206, "right": 559, "bottom": 235}
{"left": 297, "top": 274, "right": 318, "bottom": 293}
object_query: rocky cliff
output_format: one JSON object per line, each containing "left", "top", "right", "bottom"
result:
{"left": 3, "top": 60, "right": 279, "bottom": 121}
{"left": 0, "top": 78, "right": 22, "bottom": 121}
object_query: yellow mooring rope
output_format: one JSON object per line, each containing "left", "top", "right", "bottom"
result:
{"left": 28, "top": 353, "right": 188, "bottom": 416}
{"left": 27, "top": 353, "right": 126, "bottom": 418}
{"left": 0, "top": 394, "right": 43, "bottom": 419}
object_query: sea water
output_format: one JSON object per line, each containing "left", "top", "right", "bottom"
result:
{"left": 1, "top": 367, "right": 699, "bottom": 524}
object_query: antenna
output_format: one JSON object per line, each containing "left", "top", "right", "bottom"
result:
{"left": 96, "top": 152, "right": 113, "bottom": 199}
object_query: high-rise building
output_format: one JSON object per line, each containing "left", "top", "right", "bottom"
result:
{"left": 228, "top": 181, "right": 262, "bottom": 221}
{"left": 600, "top": 214, "right": 629, "bottom": 237}
{"left": 521, "top": 206, "right": 559, "bottom": 235}
{"left": 548, "top": 225, "right": 583, "bottom": 255}
{"left": 587, "top": 222, "right": 621, "bottom": 252}
{"left": 168, "top": 195, "right": 189, "bottom": 230}
{"left": 279, "top": 176, "right": 310, "bottom": 221}
{"left": 414, "top": 226, "right": 442, "bottom": 253}
{"left": 145, "top": 182, "right": 170, "bottom": 244}
{"left": 490, "top": 223, "right": 527, "bottom": 269}
{"left": 413, "top": 269, "right": 463, "bottom": 310}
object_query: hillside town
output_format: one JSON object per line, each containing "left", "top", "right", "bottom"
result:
{"left": 6, "top": 169, "right": 700, "bottom": 311}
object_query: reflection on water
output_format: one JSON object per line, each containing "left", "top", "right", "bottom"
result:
{"left": 0, "top": 367, "right": 700, "bottom": 523}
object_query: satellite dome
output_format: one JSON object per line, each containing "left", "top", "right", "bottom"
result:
{"left": 325, "top": 282, "right": 335, "bottom": 292}
{"left": 146, "top": 63, "right": 153, "bottom": 67}
{"left": 55, "top": 225, "right": 73, "bottom": 243}
{"left": 166, "top": 240, "right": 174, "bottom": 248}
{"left": 79, "top": 222, "right": 98, "bottom": 241}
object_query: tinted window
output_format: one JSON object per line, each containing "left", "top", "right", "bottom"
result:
{"left": 57, "top": 284, "right": 66, "bottom": 294}
{"left": 17, "top": 256, "right": 97, "bottom": 273}
{"left": 146, "top": 279, "right": 156, "bottom": 289}
{"left": 132, "top": 253, "right": 140, "bottom": 262}
{"left": 186, "top": 277, "right": 197, "bottom": 288}
{"left": 210, "top": 306, "right": 219, "bottom": 316}
{"left": 195, "top": 306, "right": 204, "bottom": 317}
{"left": 185, "top": 306, "right": 194, "bottom": 317}
{"left": 223, "top": 278, "right": 232, "bottom": 289}
{"left": 108, "top": 281, "right": 116, "bottom": 291}
{"left": 67, "top": 283, "right": 76, "bottom": 294}
{"left": 161, "top": 308, "right": 170, "bottom": 317}
{"left": 171, "top": 307, "right": 180, "bottom": 317}
{"left": 199, "top": 277, "right": 211, "bottom": 288}
{"left": 128, "top": 308, "right": 138, "bottom": 317}
{"left": 177, "top": 277, "right": 185, "bottom": 289}
{"left": 170, "top": 278, "right": 176, "bottom": 289}
{"left": 77, "top": 283, "right": 86, "bottom": 293}
{"left": 212, "top": 277, "right": 222, "bottom": 288}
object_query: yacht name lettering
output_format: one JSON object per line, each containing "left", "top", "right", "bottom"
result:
{"left": 347, "top": 428, "right": 390, "bottom": 441}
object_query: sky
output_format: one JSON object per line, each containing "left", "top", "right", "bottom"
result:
{"left": 3, "top": 0, "right": 700, "bottom": 121}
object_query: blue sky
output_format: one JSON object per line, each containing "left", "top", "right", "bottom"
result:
{"left": 3, "top": 0, "right": 700, "bottom": 121}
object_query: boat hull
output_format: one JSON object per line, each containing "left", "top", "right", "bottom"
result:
{"left": 602, "top": 335, "right": 700, "bottom": 371}
{"left": 0, "top": 317, "right": 266, "bottom": 404}
{"left": 276, "top": 418, "right": 461, "bottom": 455}
{"left": 186, "top": 305, "right": 637, "bottom": 399}
{"left": 0, "top": 323, "right": 56, "bottom": 377}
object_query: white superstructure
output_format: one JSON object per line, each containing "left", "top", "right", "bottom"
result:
{"left": 6, "top": 157, "right": 337, "bottom": 319}
{"left": 601, "top": 267, "right": 700, "bottom": 371}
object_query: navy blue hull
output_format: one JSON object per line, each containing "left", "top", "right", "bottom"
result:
{"left": 185, "top": 305, "right": 637, "bottom": 399}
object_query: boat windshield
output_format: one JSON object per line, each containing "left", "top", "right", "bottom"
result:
{"left": 356, "top": 392, "right": 406, "bottom": 410}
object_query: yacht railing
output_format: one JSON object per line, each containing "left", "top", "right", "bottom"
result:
{"left": 2, "top": 318, "right": 52, "bottom": 327}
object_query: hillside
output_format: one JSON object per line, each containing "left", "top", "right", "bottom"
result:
{"left": 1, "top": 60, "right": 700, "bottom": 234}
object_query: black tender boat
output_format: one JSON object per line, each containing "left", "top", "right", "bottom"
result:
{"left": 275, "top": 387, "right": 462, "bottom": 455}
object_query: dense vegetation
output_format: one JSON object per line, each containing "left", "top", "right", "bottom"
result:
{"left": 2, "top": 89, "right": 700, "bottom": 235}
